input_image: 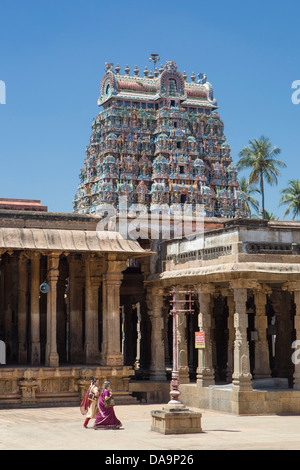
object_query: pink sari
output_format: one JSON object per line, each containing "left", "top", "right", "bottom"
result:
{"left": 93, "top": 389, "right": 122, "bottom": 429}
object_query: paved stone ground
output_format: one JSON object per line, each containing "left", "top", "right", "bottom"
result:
{"left": 0, "top": 403, "right": 299, "bottom": 450}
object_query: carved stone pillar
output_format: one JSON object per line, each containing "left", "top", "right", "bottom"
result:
{"left": 45, "top": 253, "right": 60, "bottom": 367}
{"left": 102, "top": 256, "right": 127, "bottom": 366}
{"left": 231, "top": 281, "right": 252, "bottom": 391}
{"left": 253, "top": 286, "right": 271, "bottom": 379}
{"left": 18, "top": 253, "right": 28, "bottom": 364}
{"left": 283, "top": 282, "right": 300, "bottom": 389}
{"left": 68, "top": 254, "right": 84, "bottom": 363}
{"left": 30, "top": 253, "right": 41, "bottom": 365}
{"left": 146, "top": 285, "right": 166, "bottom": 381}
{"left": 134, "top": 302, "right": 141, "bottom": 371}
{"left": 293, "top": 287, "right": 300, "bottom": 390}
{"left": 271, "top": 288, "right": 294, "bottom": 380}
{"left": 84, "top": 254, "right": 101, "bottom": 364}
{"left": 196, "top": 284, "right": 215, "bottom": 387}
{"left": 4, "top": 254, "right": 13, "bottom": 360}
{"left": 222, "top": 289, "right": 234, "bottom": 383}
{"left": 175, "top": 287, "right": 190, "bottom": 384}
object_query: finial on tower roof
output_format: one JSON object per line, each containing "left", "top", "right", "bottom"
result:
{"left": 149, "top": 53, "right": 160, "bottom": 66}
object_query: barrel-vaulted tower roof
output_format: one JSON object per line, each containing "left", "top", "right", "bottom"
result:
{"left": 98, "top": 61, "right": 217, "bottom": 109}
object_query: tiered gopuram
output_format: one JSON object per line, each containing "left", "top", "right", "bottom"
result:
{"left": 73, "top": 58, "right": 246, "bottom": 218}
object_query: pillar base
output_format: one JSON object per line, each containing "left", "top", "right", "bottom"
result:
{"left": 46, "top": 352, "right": 59, "bottom": 367}
{"left": 149, "top": 369, "right": 167, "bottom": 381}
{"left": 30, "top": 343, "right": 41, "bottom": 366}
{"left": 232, "top": 377, "right": 252, "bottom": 391}
{"left": 179, "top": 367, "right": 190, "bottom": 384}
{"left": 151, "top": 406, "right": 202, "bottom": 435}
{"left": 196, "top": 370, "right": 215, "bottom": 387}
{"left": 106, "top": 354, "right": 123, "bottom": 366}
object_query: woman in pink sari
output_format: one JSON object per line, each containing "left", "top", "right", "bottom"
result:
{"left": 93, "top": 381, "right": 122, "bottom": 430}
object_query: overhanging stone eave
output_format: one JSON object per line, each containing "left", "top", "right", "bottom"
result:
{"left": 148, "top": 262, "right": 300, "bottom": 284}
{"left": 0, "top": 227, "right": 150, "bottom": 257}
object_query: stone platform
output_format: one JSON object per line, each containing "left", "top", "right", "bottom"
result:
{"left": 179, "top": 381, "right": 300, "bottom": 415}
{"left": 151, "top": 404, "right": 202, "bottom": 434}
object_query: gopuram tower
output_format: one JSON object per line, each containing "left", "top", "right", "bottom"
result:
{"left": 73, "top": 57, "right": 246, "bottom": 218}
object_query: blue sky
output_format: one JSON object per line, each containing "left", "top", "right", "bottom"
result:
{"left": 0, "top": 0, "right": 299, "bottom": 218}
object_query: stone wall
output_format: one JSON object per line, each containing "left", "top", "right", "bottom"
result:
{"left": 0, "top": 366, "right": 136, "bottom": 409}
{"left": 179, "top": 383, "right": 300, "bottom": 415}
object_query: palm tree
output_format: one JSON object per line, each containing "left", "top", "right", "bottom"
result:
{"left": 237, "top": 136, "right": 286, "bottom": 219}
{"left": 263, "top": 210, "right": 279, "bottom": 221}
{"left": 238, "top": 176, "right": 261, "bottom": 216}
{"left": 279, "top": 179, "right": 300, "bottom": 220}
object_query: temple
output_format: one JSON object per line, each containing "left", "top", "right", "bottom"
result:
{"left": 73, "top": 59, "right": 246, "bottom": 218}
{"left": 2, "top": 58, "right": 300, "bottom": 417}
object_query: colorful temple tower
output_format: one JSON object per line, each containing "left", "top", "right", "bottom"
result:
{"left": 73, "top": 58, "right": 246, "bottom": 218}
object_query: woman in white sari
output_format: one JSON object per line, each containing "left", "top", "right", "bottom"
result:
{"left": 81, "top": 378, "right": 100, "bottom": 428}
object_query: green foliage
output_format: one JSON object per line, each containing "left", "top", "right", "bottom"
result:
{"left": 279, "top": 179, "right": 300, "bottom": 220}
{"left": 237, "top": 135, "right": 286, "bottom": 219}
{"left": 237, "top": 176, "right": 261, "bottom": 216}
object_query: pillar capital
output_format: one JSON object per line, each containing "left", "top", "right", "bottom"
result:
{"left": 282, "top": 281, "right": 300, "bottom": 293}
{"left": 47, "top": 252, "right": 60, "bottom": 280}
{"left": 257, "top": 283, "right": 272, "bottom": 295}
{"left": 103, "top": 271, "right": 123, "bottom": 284}
{"left": 230, "top": 279, "right": 260, "bottom": 292}
{"left": 28, "top": 251, "right": 41, "bottom": 260}
{"left": 254, "top": 289, "right": 269, "bottom": 308}
{"left": 195, "top": 283, "right": 215, "bottom": 296}
{"left": 106, "top": 258, "right": 128, "bottom": 275}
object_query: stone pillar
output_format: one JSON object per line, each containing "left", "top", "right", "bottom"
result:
{"left": 293, "top": 287, "right": 300, "bottom": 390}
{"left": 45, "top": 253, "right": 60, "bottom": 367}
{"left": 30, "top": 253, "right": 41, "bottom": 365}
{"left": 222, "top": 290, "right": 234, "bottom": 383}
{"left": 102, "top": 256, "right": 127, "bottom": 366}
{"left": 84, "top": 254, "right": 101, "bottom": 364}
{"left": 4, "top": 254, "right": 13, "bottom": 360}
{"left": 134, "top": 302, "right": 141, "bottom": 371}
{"left": 68, "top": 254, "right": 84, "bottom": 363}
{"left": 283, "top": 282, "right": 300, "bottom": 390}
{"left": 18, "top": 253, "right": 28, "bottom": 364}
{"left": 196, "top": 284, "right": 215, "bottom": 387}
{"left": 253, "top": 287, "right": 271, "bottom": 379}
{"left": 176, "top": 287, "right": 190, "bottom": 384}
{"left": 271, "top": 288, "right": 294, "bottom": 380}
{"left": 146, "top": 285, "right": 166, "bottom": 381}
{"left": 231, "top": 281, "right": 252, "bottom": 391}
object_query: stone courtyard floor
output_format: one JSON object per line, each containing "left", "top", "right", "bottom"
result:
{"left": 0, "top": 403, "right": 299, "bottom": 451}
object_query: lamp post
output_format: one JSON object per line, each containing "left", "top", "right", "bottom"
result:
{"left": 151, "top": 288, "right": 202, "bottom": 434}
{"left": 168, "top": 288, "right": 194, "bottom": 406}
